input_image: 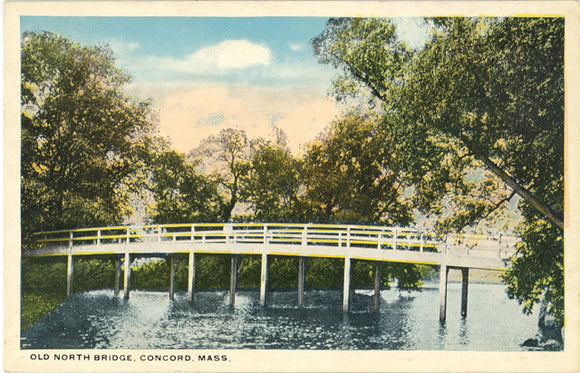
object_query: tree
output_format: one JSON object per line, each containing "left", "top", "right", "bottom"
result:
{"left": 191, "top": 128, "right": 251, "bottom": 220}
{"left": 301, "top": 113, "right": 413, "bottom": 224}
{"left": 313, "top": 17, "right": 564, "bottom": 320}
{"left": 148, "top": 142, "right": 222, "bottom": 223}
{"left": 245, "top": 134, "right": 302, "bottom": 220}
{"left": 21, "top": 31, "right": 154, "bottom": 243}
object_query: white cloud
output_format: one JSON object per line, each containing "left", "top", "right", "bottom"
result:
{"left": 192, "top": 40, "right": 272, "bottom": 70}
{"left": 141, "top": 39, "right": 272, "bottom": 77}
{"left": 289, "top": 43, "right": 303, "bottom": 51}
{"left": 140, "top": 83, "right": 339, "bottom": 154}
{"left": 105, "top": 39, "right": 140, "bottom": 54}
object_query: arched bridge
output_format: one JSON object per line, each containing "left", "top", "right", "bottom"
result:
{"left": 24, "top": 222, "right": 518, "bottom": 321}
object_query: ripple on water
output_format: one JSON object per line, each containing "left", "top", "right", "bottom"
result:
{"left": 21, "top": 284, "right": 541, "bottom": 350}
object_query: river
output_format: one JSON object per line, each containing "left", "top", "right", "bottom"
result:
{"left": 21, "top": 282, "right": 541, "bottom": 351}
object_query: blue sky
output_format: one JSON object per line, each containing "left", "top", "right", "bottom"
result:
{"left": 21, "top": 16, "right": 427, "bottom": 153}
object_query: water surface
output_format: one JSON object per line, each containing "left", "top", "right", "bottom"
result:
{"left": 21, "top": 282, "right": 539, "bottom": 350}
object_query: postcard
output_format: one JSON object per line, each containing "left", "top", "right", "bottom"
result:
{"left": 4, "top": 1, "right": 580, "bottom": 372}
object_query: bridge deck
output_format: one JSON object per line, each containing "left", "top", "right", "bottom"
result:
{"left": 24, "top": 222, "right": 516, "bottom": 270}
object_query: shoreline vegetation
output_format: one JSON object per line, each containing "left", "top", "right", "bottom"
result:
{"left": 21, "top": 256, "right": 502, "bottom": 331}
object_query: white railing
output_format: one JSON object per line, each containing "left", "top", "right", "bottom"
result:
{"left": 30, "top": 223, "right": 517, "bottom": 258}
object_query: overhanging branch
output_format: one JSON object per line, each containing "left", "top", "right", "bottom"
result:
{"left": 477, "top": 154, "right": 564, "bottom": 229}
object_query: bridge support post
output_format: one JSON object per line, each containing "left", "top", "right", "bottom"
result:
{"left": 461, "top": 267, "right": 469, "bottom": 318}
{"left": 260, "top": 253, "right": 268, "bottom": 306}
{"left": 439, "top": 264, "right": 449, "bottom": 322}
{"left": 188, "top": 251, "right": 195, "bottom": 302}
{"left": 229, "top": 255, "right": 238, "bottom": 305}
{"left": 66, "top": 253, "right": 74, "bottom": 297}
{"left": 373, "top": 263, "right": 381, "bottom": 312}
{"left": 168, "top": 254, "right": 176, "bottom": 300}
{"left": 343, "top": 257, "right": 351, "bottom": 312}
{"left": 123, "top": 252, "right": 132, "bottom": 300}
{"left": 298, "top": 256, "right": 306, "bottom": 307}
{"left": 114, "top": 255, "right": 122, "bottom": 297}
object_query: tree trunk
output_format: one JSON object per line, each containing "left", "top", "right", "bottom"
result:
{"left": 477, "top": 154, "right": 564, "bottom": 229}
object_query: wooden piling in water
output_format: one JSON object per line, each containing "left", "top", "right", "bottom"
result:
{"left": 123, "top": 252, "right": 131, "bottom": 300}
{"left": 461, "top": 267, "right": 469, "bottom": 318}
{"left": 298, "top": 256, "right": 305, "bottom": 306}
{"left": 229, "top": 255, "right": 238, "bottom": 305}
{"left": 168, "top": 254, "right": 175, "bottom": 300}
{"left": 66, "top": 253, "right": 74, "bottom": 297}
{"left": 260, "top": 253, "right": 268, "bottom": 306}
{"left": 187, "top": 251, "right": 195, "bottom": 302}
{"left": 439, "top": 264, "right": 449, "bottom": 322}
{"left": 373, "top": 263, "right": 381, "bottom": 312}
{"left": 114, "top": 255, "right": 122, "bottom": 297}
{"left": 343, "top": 257, "right": 351, "bottom": 311}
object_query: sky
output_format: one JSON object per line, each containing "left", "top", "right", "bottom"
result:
{"left": 21, "top": 16, "right": 428, "bottom": 154}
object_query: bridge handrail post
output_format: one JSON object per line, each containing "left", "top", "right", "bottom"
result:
{"left": 190, "top": 224, "right": 195, "bottom": 242}
{"left": 97, "top": 228, "right": 101, "bottom": 246}
{"left": 157, "top": 225, "right": 161, "bottom": 243}
{"left": 420, "top": 233, "right": 424, "bottom": 252}
{"left": 263, "top": 224, "right": 268, "bottom": 244}
{"left": 126, "top": 227, "right": 130, "bottom": 244}
{"left": 302, "top": 225, "right": 307, "bottom": 247}
{"left": 393, "top": 228, "right": 398, "bottom": 250}
{"left": 225, "top": 224, "right": 231, "bottom": 244}
{"left": 69, "top": 230, "right": 74, "bottom": 250}
{"left": 347, "top": 227, "right": 351, "bottom": 248}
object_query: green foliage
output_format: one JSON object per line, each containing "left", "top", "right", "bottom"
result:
{"left": 245, "top": 138, "right": 302, "bottom": 220}
{"left": 22, "top": 257, "right": 67, "bottom": 294}
{"left": 312, "top": 17, "right": 564, "bottom": 320}
{"left": 132, "top": 258, "right": 171, "bottom": 290}
{"left": 503, "top": 206, "right": 564, "bottom": 322}
{"left": 351, "top": 260, "right": 376, "bottom": 287}
{"left": 306, "top": 258, "right": 344, "bottom": 288}
{"left": 21, "top": 31, "right": 155, "bottom": 244}
{"left": 72, "top": 257, "right": 116, "bottom": 291}
{"left": 194, "top": 254, "right": 231, "bottom": 289}
{"left": 301, "top": 114, "right": 413, "bottom": 224}
{"left": 148, "top": 145, "right": 223, "bottom": 223}
{"left": 351, "top": 260, "right": 429, "bottom": 291}
{"left": 238, "top": 256, "right": 261, "bottom": 288}
{"left": 21, "top": 257, "right": 67, "bottom": 331}
{"left": 268, "top": 256, "right": 299, "bottom": 289}
{"left": 312, "top": 17, "right": 411, "bottom": 105}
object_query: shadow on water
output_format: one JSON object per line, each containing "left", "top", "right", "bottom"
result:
{"left": 21, "top": 284, "right": 540, "bottom": 351}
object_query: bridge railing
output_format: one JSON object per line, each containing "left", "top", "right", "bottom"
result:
{"left": 31, "top": 223, "right": 440, "bottom": 251}
{"left": 30, "top": 223, "right": 516, "bottom": 258}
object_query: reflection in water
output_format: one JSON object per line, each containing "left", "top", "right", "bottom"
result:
{"left": 21, "top": 283, "right": 539, "bottom": 351}
{"left": 458, "top": 319, "right": 470, "bottom": 347}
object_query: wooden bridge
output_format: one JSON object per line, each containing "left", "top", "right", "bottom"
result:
{"left": 23, "top": 222, "right": 518, "bottom": 321}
